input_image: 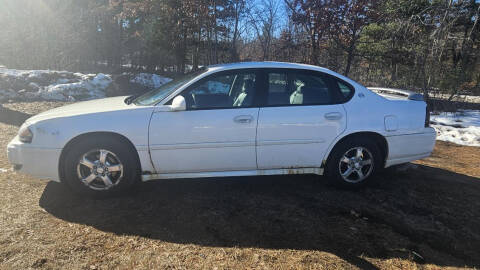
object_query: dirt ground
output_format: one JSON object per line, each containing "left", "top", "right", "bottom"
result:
{"left": 0, "top": 102, "right": 479, "bottom": 270}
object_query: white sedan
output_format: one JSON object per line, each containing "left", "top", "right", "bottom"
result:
{"left": 7, "top": 62, "right": 436, "bottom": 196}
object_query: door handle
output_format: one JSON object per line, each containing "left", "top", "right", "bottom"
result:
{"left": 324, "top": 112, "right": 343, "bottom": 120}
{"left": 234, "top": 115, "right": 253, "bottom": 124}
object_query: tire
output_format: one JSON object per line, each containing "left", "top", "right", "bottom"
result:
{"left": 325, "top": 137, "right": 383, "bottom": 189}
{"left": 62, "top": 136, "right": 140, "bottom": 197}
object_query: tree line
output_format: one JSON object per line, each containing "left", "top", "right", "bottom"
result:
{"left": 0, "top": 0, "right": 479, "bottom": 97}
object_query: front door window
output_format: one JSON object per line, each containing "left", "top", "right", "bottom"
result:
{"left": 182, "top": 72, "right": 257, "bottom": 110}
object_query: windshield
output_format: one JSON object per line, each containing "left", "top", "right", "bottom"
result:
{"left": 133, "top": 69, "right": 207, "bottom": 106}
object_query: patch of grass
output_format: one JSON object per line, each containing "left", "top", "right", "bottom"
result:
{"left": 0, "top": 101, "right": 479, "bottom": 269}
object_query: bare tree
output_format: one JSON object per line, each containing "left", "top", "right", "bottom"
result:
{"left": 247, "top": 0, "right": 281, "bottom": 60}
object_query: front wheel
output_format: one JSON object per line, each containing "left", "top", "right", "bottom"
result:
{"left": 62, "top": 137, "right": 139, "bottom": 197}
{"left": 325, "top": 138, "right": 382, "bottom": 188}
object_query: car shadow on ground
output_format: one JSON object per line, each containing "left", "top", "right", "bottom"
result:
{"left": 39, "top": 164, "right": 480, "bottom": 268}
{"left": 0, "top": 105, "right": 32, "bottom": 126}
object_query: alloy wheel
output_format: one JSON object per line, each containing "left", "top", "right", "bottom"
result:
{"left": 76, "top": 149, "right": 124, "bottom": 191}
{"left": 338, "top": 146, "right": 374, "bottom": 183}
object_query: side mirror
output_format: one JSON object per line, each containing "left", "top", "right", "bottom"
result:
{"left": 170, "top": 95, "right": 186, "bottom": 111}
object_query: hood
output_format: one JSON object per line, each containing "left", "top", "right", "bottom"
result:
{"left": 26, "top": 96, "right": 132, "bottom": 124}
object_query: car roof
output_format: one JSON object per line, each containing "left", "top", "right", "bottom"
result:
{"left": 201, "top": 61, "right": 364, "bottom": 90}
{"left": 207, "top": 61, "right": 333, "bottom": 73}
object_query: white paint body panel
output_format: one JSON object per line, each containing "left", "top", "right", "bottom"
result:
{"left": 149, "top": 108, "right": 259, "bottom": 173}
{"left": 385, "top": 130, "right": 436, "bottom": 167}
{"left": 7, "top": 135, "right": 62, "bottom": 179}
{"left": 7, "top": 96, "right": 155, "bottom": 181}
{"left": 6, "top": 62, "right": 436, "bottom": 183}
{"left": 257, "top": 105, "right": 346, "bottom": 169}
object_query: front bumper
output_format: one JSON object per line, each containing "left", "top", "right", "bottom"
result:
{"left": 7, "top": 136, "right": 62, "bottom": 182}
{"left": 385, "top": 127, "right": 437, "bottom": 167}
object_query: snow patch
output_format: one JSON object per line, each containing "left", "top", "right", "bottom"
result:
{"left": 1, "top": 67, "right": 171, "bottom": 102}
{"left": 40, "top": 73, "right": 111, "bottom": 101}
{"left": 192, "top": 81, "right": 231, "bottom": 94}
{"left": 0, "top": 168, "right": 8, "bottom": 173}
{"left": 130, "top": 73, "right": 172, "bottom": 89}
{"left": 0, "top": 67, "right": 111, "bottom": 101}
{"left": 0, "top": 89, "right": 18, "bottom": 99}
{"left": 207, "top": 81, "right": 231, "bottom": 94}
{"left": 431, "top": 110, "right": 480, "bottom": 147}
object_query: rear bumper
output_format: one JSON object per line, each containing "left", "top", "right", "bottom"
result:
{"left": 7, "top": 136, "right": 61, "bottom": 182}
{"left": 385, "top": 128, "right": 436, "bottom": 167}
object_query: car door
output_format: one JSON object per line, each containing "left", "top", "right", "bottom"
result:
{"left": 256, "top": 69, "right": 349, "bottom": 169}
{"left": 149, "top": 69, "right": 260, "bottom": 173}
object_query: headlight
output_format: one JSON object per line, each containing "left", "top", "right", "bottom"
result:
{"left": 18, "top": 125, "right": 33, "bottom": 143}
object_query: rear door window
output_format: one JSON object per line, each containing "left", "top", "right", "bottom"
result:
{"left": 265, "top": 70, "right": 341, "bottom": 106}
{"left": 289, "top": 72, "right": 332, "bottom": 105}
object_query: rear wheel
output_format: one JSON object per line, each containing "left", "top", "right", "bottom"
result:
{"left": 325, "top": 137, "right": 382, "bottom": 188}
{"left": 62, "top": 136, "right": 139, "bottom": 197}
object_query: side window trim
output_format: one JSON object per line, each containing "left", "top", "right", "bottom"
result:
{"left": 323, "top": 74, "right": 345, "bottom": 104}
{"left": 322, "top": 73, "right": 355, "bottom": 103}
{"left": 262, "top": 70, "right": 290, "bottom": 106}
